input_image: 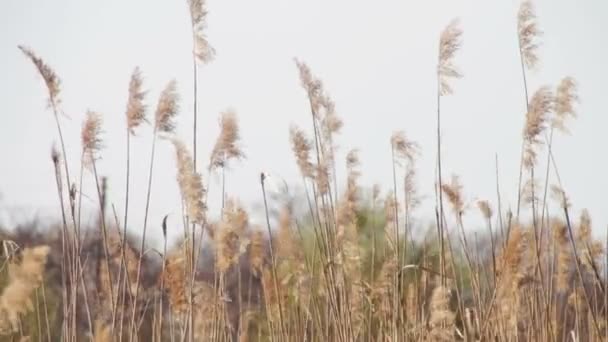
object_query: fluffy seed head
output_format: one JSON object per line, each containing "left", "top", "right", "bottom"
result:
{"left": 209, "top": 109, "right": 245, "bottom": 170}
{"left": 438, "top": 19, "right": 463, "bottom": 95}
{"left": 518, "top": 1, "right": 542, "bottom": 69}
{"left": 441, "top": 175, "right": 464, "bottom": 216}
{"left": 404, "top": 166, "right": 421, "bottom": 210}
{"left": 172, "top": 139, "right": 206, "bottom": 225}
{"left": 294, "top": 59, "right": 323, "bottom": 114}
{"left": 0, "top": 245, "right": 50, "bottom": 332}
{"left": 216, "top": 199, "right": 249, "bottom": 273}
{"left": 188, "top": 0, "right": 215, "bottom": 63}
{"left": 553, "top": 76, "right": 579, "bottom": 133}
{"left": 289, "top": 125, "right": 314, "bottom": 178}
{"left": 126, "top": 67, "right": 147, "bottom": 134}
{"left": 82, "top": 110, "right": 104, "bottom": 158}
{"left": 154, "top": 80, "right": 179, "bottom": 133}
{"left": 18, "top": 46, "right": 61, "bottom": 108}
{"left": 391, "top": 131, "right": 419, "bottom": 165}
{"left": 523, "top": 86, "right": 553, "bottom": 168}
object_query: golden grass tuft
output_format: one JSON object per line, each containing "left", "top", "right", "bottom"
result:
{"left": 517, "top": 1, "right": 542, "bottom": 69}
{"left": 289, "top": 125, "right": 315, "bottom": 178}
{"left": 209, "top": 109, "right": 245, "bottom": 170}
{"left": 391, "top": 131, "right": 418, "bottom": 165}
{"left": 523, "top": 86, "right": 553, "bottom": 168}
{"left": 441, "top": 174, "right": 464, "bottom": 216}
{"left": 188, "top": 0, "right": 215, "bottom": 64}
{"left": 173, "top": 138, "right": 207, "bottom": 225}
{"left": 215, "top": 199, "right": 249, "bottom": 273}
{"left": 0, "top": 245, "right": 50, "bottom": 333}
{"left": 125, "top": 67, "right": 147, "bottom": 134}
{"left": 553, "top": 76, "right": 579, "bottom": 133}
{"left": 82, "top": 110, "right": 104, "bottom": 162}
{"left": 18, "top": 46, "right": 61, "bottom": 107}
{"left": 438, "top": 18, "right": 463, "bottom": 95}
{"left": 154, "top": 80, "right": 179, "bottom": 133}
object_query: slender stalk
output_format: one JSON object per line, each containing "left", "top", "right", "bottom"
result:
{"left": 130, "top": 129, "right": 158, "bottom": 339}
{"left": 91, "top": 162, "right": 116, "bottom": 309}
{"left": 260, "top": 173, "right": 287, "bottom": 339}
{"left": 436, "top": 72, "right": 446, "bottom": 286}
{"left": 516, "top": 35, "right": 531, "bottom": 218}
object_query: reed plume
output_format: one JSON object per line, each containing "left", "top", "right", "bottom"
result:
{"left": 125, "top": 67, "right": 147, "bottom": 134}
{"left": 518, "top": 1, "right": 542, "bottom": 69}
{"left": 216, "top": 199, "right": 249, "bottom": 273}
{"left": 188, "top": 0, "right": 215, "bottom": 64}
{"left": 289, "top": 125, "right": 314, "bottom": 178}
{"left": 552, "top": 76, "right": 579, "bottom": 133}
{"left": 438, "top": 19, "right": 463, "bottom": 96}
{"left": 294, "top": 59, "right": 323, "bottom": 114}
{"left": 82, "top": 110, "right": 104, "bottom": 161}
{"left": 0, "top": 246, "right": 50, "bottom": 333}
{"left": 209, "top": 109, "right": 245, "bottom": 170}
{"left": 173, "top": 139, "right": 207, "bottom": 225}
{"left": 391, "top": 131, "right": 418, "bottom": 165}
{"left": 154, "top": 80, "right": 179, "bottom": 133}
{"left": 441, "top": 175, "right": 464, "bottom": 216}
{"left": 523, "top": 86, "right": 553, "bottom": 168}
{"left": 18, "top": 46, "right": 61, "bottom": 107}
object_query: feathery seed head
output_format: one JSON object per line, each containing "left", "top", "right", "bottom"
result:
{"left": 154, "top": 80, "right": 179, "bottom": 133}
{"left": 441, "top": 175, "right": 464, "bottom": 216}
{"left": 0, "top": 245, "right": 50, "bottom": 332}
{"left": 216, "top": 199, "right": 249, "bottom": 273}
{"left": 518, "top": 1, "right": 542, "bottom": 69}
{"left": 438, "top": 19, "right": 463, "bottom": 96}
{"left": 172, "top": 139, "right": 206, "bottom": 224}
{"left": 553, "top": 76, "right": 579, "bottom": 133}
{"left": 404, "top": 167, "right": 421, "bottom": 210}
{"left": 391, "top": 131, "right": 419, "bottom": 165}
{"left": 209, "top": 109, "right": 245, "bottom": 170}
{"left": 82, "top": 110, "right": 104, "bottom": 158}
{"left": 289, "top": 125, "right": 314, "bottom": 178}
{"left": 126, "top": 67, "right": 147, "bottom": 134}
{"left": 523, "top": 86, "right": 553, "bottom": 168}
{"left": 188, "top": 0, "right": 215, "bottom": 63}
{"left": 18, "top": 46, "right": 61, "bottom": 108}
{"left": 294, "top": 59, "right": 323, "bottom": 112}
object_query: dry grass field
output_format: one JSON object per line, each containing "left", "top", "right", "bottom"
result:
{"left": 0, "top": 0, "right": 606, "bottom": 341}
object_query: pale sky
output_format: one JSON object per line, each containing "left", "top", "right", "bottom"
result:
{"left": 1, "top": 0, "right": 607, "bottom": 247}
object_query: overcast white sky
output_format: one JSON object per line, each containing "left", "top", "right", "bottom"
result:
{"left": 1, "top": 0, "right": 607, "bottom": 247}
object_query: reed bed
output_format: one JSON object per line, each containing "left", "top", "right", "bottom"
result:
{"left": 2, "top": 0, "right": 606, "bottom": 341}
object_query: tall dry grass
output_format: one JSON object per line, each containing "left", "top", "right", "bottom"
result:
{"left": 4, "top": 0, "right": 607, "bottom": 341}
